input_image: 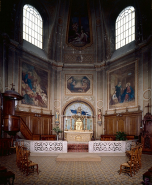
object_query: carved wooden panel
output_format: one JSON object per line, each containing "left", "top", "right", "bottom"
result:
{"left": 129, "top": 116, "right": 137, "bottom": 135}
{"left": 141, "top": 112, "right": 152, "bottom": 154}
{"left": 16, "top": 111, "right": 53, "bottom": 138}
{"left": 117, "top": 117, "right": 125, "bottom": 132}
{"left": 106, "top": 118, "right": 113, "bottom": 135}
{"left": 43, "top": 118, "right": 49, "bottom": 135}
{"left": 104, "top": 111, "right": 142, "bottom": 136}
{"left": 32, "top": 117, "right": 40, "bottom": 134}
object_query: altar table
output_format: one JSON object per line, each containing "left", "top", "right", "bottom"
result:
{"left": 64, "top": 131, "right": 93, "bottom": 142}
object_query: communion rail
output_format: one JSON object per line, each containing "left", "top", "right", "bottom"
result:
{"left": 16, "top": 139, "right": 137, "bottom": 156}
{"left": 88, "top": 140, "right": 137, "bottom": 153}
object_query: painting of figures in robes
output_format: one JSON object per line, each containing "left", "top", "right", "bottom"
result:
{"left": 65, "top": 75, "right": 92, "bottom": 95}
{"left": 66, "top": 0, "right": 92, "bottom": 49}
{"left": 21, "top": 62, "right": 48, "bottom": 108}
{"left": 108, "top": 61, "right": 137, "bottom": 110}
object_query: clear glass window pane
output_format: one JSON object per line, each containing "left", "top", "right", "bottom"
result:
{"left": 132, "top": 34, "right": 135, "bottom": 40}
{"left": 28, "top": 34, "right": 30, "bottom": 41}
{"left": 132, "top": 12, "right": 135, "bottom": 19}
{"left": 126, "top": 22, "right": 128, "bottom": 30}
{"left": 121, "top": 26, "right": 123, "bottom": 33}
{"left": 118, "top": 21, "right": 120, "bottom": 28}
{"left": 118, "top": 35, "right": 120, "bottom": 42}
{"left": 121, "top": 34, "right": 123, "bottom": 40}
{"left": 35, "top": 39, "right": 37, "bottom": 46}
{"left": 132, "top": 27, "right": 135, "bottom": 34}
{"left": 40, "top": 28, "right": 42, "bottom": 35}
{"left": 126, "top": 30, "right": 128, "bottom": 37}
{"left": 23, "top": 32, "right": 25, "bottom": 40}
{"left": 40, "top": 42, "right": 42, "bottom": 48}
{"left": 117, "top": 42, "right": 120, "bottom": 49}
{"left": 32, "top": 37, "right": 34, "bottom": 44}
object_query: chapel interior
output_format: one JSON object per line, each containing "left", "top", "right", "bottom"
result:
{"left": 0, "top": 0, "right": 152, "bottom": 184}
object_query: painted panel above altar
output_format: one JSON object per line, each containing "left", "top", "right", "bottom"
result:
{"left": 65, "top": 75, "right": 93, "bottom": 95}
{"left": 64, "top": 102, "right": 93, "bottom": 132}
{"left": 64, "top": 102, "right": 93, "bottom": 116}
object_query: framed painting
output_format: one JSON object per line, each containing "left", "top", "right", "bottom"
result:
{"left": 107, "top": 61, "right": 138, "bottom": 110}
{"left": 65, "top": 74, "right": 93, "bottom": 95}
{"left": 66, "top": 0, "right": 92, "bottom": 50}
{"left": 20, "top": 61, "right": 49, "bottom": 109}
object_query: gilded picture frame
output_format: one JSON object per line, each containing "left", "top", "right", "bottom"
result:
{"left": 107, "top": 61, "right": 138, "bottom": 110}
{"left": 19, "top": 60, "right": 49, "bottom": 109}
{"left": 65, "top": 74, "right": 93, "bottom": 96}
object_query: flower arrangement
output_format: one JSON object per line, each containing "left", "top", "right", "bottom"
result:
{"left": 53, "top": 126, "right": 62, "bottom": 135}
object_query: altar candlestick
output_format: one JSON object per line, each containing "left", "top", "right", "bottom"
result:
{"left": 70, "top": 117, "right": 72, "bottom": 130}
{"left": 65, "top": 119, "right": 68, "bottom": 131}
{"left": 85, "top": 117, "right": 87, "bottom": 131}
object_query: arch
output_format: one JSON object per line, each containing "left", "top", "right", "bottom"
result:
{"left": 61, "top": 97, "right": 95, "bottom": 116}
{"left": 61, "top": 97, "right": 96, "bottom": 140}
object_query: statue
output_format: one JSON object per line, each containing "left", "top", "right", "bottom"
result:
{"left": 55, "top": 110, "right": 60, "bottom": 124}
{"left": 98, "top": 109, "right": 102, "bottom": 121}
{"left": 97, "top": 109, "right": 102, "bottom": 126}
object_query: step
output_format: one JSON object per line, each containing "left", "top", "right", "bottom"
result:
{"left": 68, "top": 143, "right": 88, "bottom": 152}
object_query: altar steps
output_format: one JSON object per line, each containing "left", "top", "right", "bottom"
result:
{"left": 68, "top": 143, "right": 88, "bottom": 152}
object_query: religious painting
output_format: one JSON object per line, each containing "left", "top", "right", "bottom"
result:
{"left": 107, "top": 61, "right": 138, "bottom": 110}
{"left": 65, "top": 75, "right": 92, "bottom": 95}
{"left": 66, "top": 0, "right": 92, "bottom": 50}
{"left": 21, "top": 62, "right": 48, "bottom": 108}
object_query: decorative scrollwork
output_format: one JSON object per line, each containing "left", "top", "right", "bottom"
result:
{"left": 93, "top": 142, "right": 122, "bottom": 152}
{"left": 34, "top": 141, "right": 63, "bottom": 152}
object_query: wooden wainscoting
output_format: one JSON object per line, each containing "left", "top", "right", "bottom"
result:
{"left": 104, "top": 110, "right": 142, "bottom": 136}
{"left": 16, "top": 111, "right": 53, "bottom": 140}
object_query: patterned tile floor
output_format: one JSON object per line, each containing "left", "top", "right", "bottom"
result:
{"left": 0, "top": 153, "right": 151, "bottom": 185}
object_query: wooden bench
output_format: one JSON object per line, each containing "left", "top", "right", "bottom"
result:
{"left": 101, "top": 135, "right": 135, "bottom": 141}
{"left": 41, "top": 135, "right": 56, "bottom": 140}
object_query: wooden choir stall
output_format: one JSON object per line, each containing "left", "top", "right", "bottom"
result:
{"left": 101, "top": 109, "right": 142, "bottom": 141}
{"left": 141, "top": 104, "right": 152, "bottom": 154}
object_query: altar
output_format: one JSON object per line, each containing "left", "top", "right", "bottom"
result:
{"left": 64, "top": 106, "right": 93, "bottom": 142}
{"left": 64, "top": 130, "right": 93, "bottom": 142}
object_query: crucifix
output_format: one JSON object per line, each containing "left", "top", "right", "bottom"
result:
{"left": 10, "top": 83, "right": 15, "bottom": 91}
{"left": 145, "top": 103, "right": 151, "bottom": 113}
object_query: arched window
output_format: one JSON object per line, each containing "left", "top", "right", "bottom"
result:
{"left": 115, "top": 6, "right": 135, "bottom": 50}
{"left": 23, "top": 4, "right": 42, "bottom": 49}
